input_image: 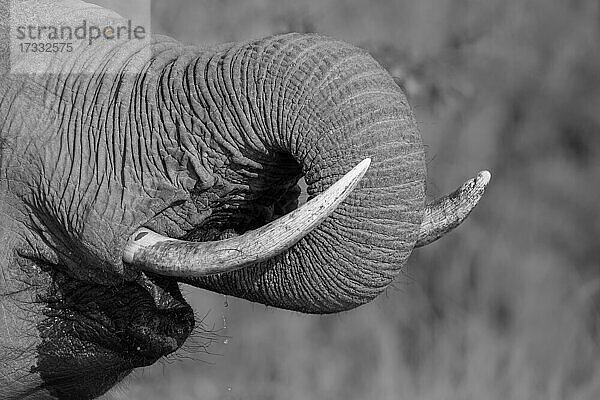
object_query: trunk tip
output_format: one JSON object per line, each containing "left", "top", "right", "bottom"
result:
{"left": 477, "top": 170, "right": 492, "bottom": 187}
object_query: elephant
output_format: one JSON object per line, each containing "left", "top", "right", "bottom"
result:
{"left": 0, "top": 1, "right": 490, "bottom": 399}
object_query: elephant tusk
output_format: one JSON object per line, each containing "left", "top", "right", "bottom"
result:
{"left": 415, "top": 170, "right": 491, "bottom": 248}
{"left": 122, "top": 158, "right": 372, "bottom": 277}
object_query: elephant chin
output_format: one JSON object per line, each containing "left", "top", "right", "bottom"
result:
{"left": 30, "top": 271, "right": 195, "bottom": 399}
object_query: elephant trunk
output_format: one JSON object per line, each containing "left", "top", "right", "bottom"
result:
{"left": 128, "top": 34, "right": 426, "bottom": 313}
{"left": 186, "top": 34, "right": 425, "bottom": 313}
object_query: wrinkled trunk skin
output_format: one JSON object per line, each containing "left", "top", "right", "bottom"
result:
{"left": 157, "top": 34, "right": 426, "bottom": 313}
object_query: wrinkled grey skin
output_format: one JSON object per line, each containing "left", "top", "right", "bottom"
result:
{"left": 0, "top": 1, "right": 425, "bottom": 398}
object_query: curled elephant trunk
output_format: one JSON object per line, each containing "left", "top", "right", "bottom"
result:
{"left": 123, "top": 34, "right": 489, "bottom": 313}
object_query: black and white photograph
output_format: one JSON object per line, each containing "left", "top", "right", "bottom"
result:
{"left": 0, "top": 0, "right": 598, "bottom": 399}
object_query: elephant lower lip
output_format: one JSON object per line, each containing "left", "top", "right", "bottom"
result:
{"left": 33, "top": 340, "right": 135, "bottom": 399}
{"left": 34, "top": 273, "right": 195, "bottom": 397}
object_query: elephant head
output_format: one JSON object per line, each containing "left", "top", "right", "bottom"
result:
{"left": 0, "top": 1, "right": 489, "bottom": 398}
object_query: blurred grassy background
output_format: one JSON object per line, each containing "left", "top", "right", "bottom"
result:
{"left": 105, "top": 0, "right": 600, "bottom": 399}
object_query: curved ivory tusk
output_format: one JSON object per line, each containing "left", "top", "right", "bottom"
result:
{"left": 123, "top": 158, "right": 371, "bottom": 277}
{"left": 415, "top": 170, "right": 491, "bottom": 248}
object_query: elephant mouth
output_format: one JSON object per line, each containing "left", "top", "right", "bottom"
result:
{"left": 33, "top": 271, "right": 194, "bottom": 399}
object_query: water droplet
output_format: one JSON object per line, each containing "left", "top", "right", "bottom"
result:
{"left": 136, "top": 346, "right": 141, "bottom": 351}
{"left": 227, "top": 387, "right": 232, "bottom": 391}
